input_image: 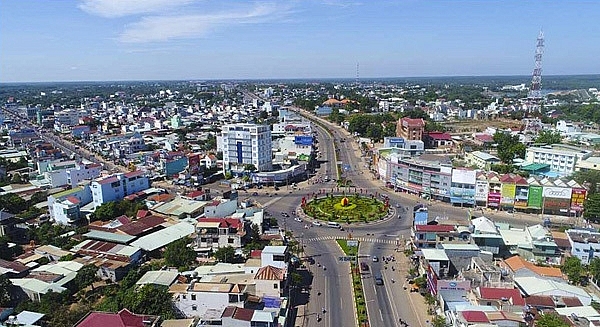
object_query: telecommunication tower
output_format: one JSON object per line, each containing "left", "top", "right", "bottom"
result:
{"left": 528, "top": 30, "right": 544, "bottom": 100}
{"left": 355, "top": 62, "right": 360, "bottom": 86}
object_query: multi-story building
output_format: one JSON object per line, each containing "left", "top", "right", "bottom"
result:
{"left": 465, "top": 151, "right": 501, "bottom": 169}
{"left": 220, "top": 123, "right": 272, "bottom": 174}
{"left": 396, "top": 117, "right": 425, "bottom": 141}
{"left": 47, "top": 186, "right": 93, "bottom": 225}
{"left": 195, "top": 218, "right": 246, "bottom": 252}
{"left": 525, "top": 144, "right": 593, "bottom": 176}
{"left": 90, "top": 171, "right": 149, "bottom": 208}
{"left": 35, "top": 160, "right": 102, "bottom": 188}
{"left": 53, "top": 108, "right": 89, "bottom": 132}
{"left": 378, "top": 151, "right": 452, "bottom": 201}
{"left": 566, "top": 229, "right": 600, "bottom": 264}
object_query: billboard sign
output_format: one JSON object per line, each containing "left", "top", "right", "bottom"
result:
{"left": 543, "top": 187, "right": 572, "bottom": 199}
{"left": 475, "top": 181, "right": 489, "bottom": 202}
{"left": 294, "top": 135, "right": 313, "bottom": 146}
{"left": 571, "top": 188, "right": 587, "bottom": 211}
{"left": 188, "top": 153, "right": 200, "bottom": 175}
{"left": 437, "top": 280, "right": 471, "bottom": 292}
{"left": 514, "top": 185, "right": 529, "bottom": 208}
{"left": 501, "top": 184, "right": 516, "bottom": 205}
{"left": 451, "top": 169, "right": 476, "bottom": 185}
{"left": 387, "top": 137, "right": 405, "bottom": 145}
{"left": 528, "top": 186, "right": 543, "bottom": 209}
{"left": 488, "top": 192, "right": 501, "bottom": 207}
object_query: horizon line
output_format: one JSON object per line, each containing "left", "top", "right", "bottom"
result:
{"left": 2, "top": 73, "right": 600, "bottom": 85}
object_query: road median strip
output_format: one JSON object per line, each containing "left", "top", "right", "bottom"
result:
{"left": 336, "top": 239, "right": 368, "bottom": 326}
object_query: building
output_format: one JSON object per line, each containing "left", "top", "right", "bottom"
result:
{"left": 90, "top": 171, "right": 149, "bottom": 208}
{"left": 465, "top": 151, "right": 500, "bottom": 169}
{"left": 220, "top": 123, "right": 272, "bottom": 174}
{"left": 576, "top": 156, "right": 600, "bottom": 172}
{"left": 171, "top": 281, "right": 247, "bottom": 318}
{"left": 261, "top": 246, "right": 288, "bottom": 270}
{"left": 75, "top": 309, "right": 160, "bottom": 327}
{"left": 196, "top": 218, "right": 246, "bottom": 252}
{"left": 556, "top": 120, "right": 580, "bottom": 134}
{"left": 566, "top": 229, "right": 600, "bottom": 264}
{"left": 424, "top": 132, "right": 454, "bottom": 148}
{"left": 396, "top": 117, "right": 425, "bottom": 141}
{"left": 381, "top": 137, "right": 425, "bottom": 157}
{"left": 525, "top": 144, "right": 593, "bottom": 176}
{"left": 412, "top": 224, "right": 469, "bottom": 249}
{"left": 47, "top": 185, "right": 93, "bottom": 225}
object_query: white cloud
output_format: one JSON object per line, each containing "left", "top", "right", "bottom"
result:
{"left": 118, "top": 3, "right": 290, "bottom": 43}
{"left": 79, "top": 0, "right": 195, "bottom": 18}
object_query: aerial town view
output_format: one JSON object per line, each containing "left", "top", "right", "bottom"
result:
{"left": 1, "top": 1, "right": 600, "bottom": 327}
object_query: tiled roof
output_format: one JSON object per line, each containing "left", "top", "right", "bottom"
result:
{"left": 255, "top": 265, "right": 284, "bottom": 280}
{"left": 75, "top": 309, "right": 158, "bottom": 327}
{"left": 0, "top": 258, "right": 29, "bottom": 274}
{"left": 124, "top": 170, "right": 144, "bottom": 178}
{"left": 221, "top": 306, "right": 254, "bottom": 322}
{"left": 199, "top": 218, "right": 242, "bottom": 229}
{"left": 461, "top": 311, "right": 489, "bottom": 323}
{"left": 504, "top": 256, "right": 564, "bottom": 278}
{"left": 479, "top": 287, "right": 525, "bottom": 306}
{"left": 97, "top": 176, "right": 118, "bottom": 185}
{"left": 525, "top": 295, "right": 556, "bottom": 308}
{"left": 401, "top": 117, "right": 425, "bottom": 127}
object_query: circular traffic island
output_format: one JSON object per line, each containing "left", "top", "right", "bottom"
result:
{"left": 302, "top": 194, "right": 388, "bottom": 224}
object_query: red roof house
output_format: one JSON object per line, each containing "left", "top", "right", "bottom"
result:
{"left": 75, "top": 309, "right": 160, "bottom": 327}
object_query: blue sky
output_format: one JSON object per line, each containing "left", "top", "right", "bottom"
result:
{"left": 1, "top": 0, "right": 599, "bottom": 82}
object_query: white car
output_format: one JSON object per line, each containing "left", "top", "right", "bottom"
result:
{"left": 312, "top": 221, "right": 322, "bottom": 226}
{"left": 294, "top": 217, "right": 303, "bottom": 222}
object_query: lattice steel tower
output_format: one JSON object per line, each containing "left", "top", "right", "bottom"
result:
{"left": 528, "top": 30, "right": 544, "bottom": 100}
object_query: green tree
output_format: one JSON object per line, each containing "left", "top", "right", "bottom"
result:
{"left": 584, "top": 193, "right": 600, "bottom": 221}
{"left": 0, "top": 276, "right": 12, "bottom": 306}
{"left": 164, "top": 238, "right": 196, "bottom": 271}
{"left": 536, "top": 313, "right": 570, "bottom": 327}
{"left": 74, "top": 264, "right": 98, "bottom": 291}
{"left": 213, "top": 246, "right": 236, "bottom": 263}
{"left": 0, "top": 193, "right": 28, "bottom": 214}
{"left": 561, "top": 256, "right": 583, "bottom": 285}
{"left": 123, "top": 284, "right": 176, "bottom": 319}
{"left": 493, "top": 132, "right": 525, "bottom": 164}
{"left": 590, "top": 258, "right": 600, "bottom": 284}
{"left": 535, "top": 130, "right": 562, "bottom": 145}
{"left": 431, "top": 315, "right": 448, "bottom": 327}
{"left": 0, "top": 236, "right": 22, "bottom": 260}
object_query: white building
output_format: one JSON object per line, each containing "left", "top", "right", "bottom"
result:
{"left": 556, "top": 120, "right": 580, "bottom": 134}
{"left": 465, "top": 151, "right": 500, "bottom": 169}
{"left": 35, "top": 160, "right": 102, "bottom": 188}
{"left": 171, "top": 281, "right": 246, "bottom": 318}
{"left": 261, "top": 246, "right": 288, "bottom": 270}
{"left": 47, "top": 186, "right": 93, "bottom": 225}
{"left": 53, "top": 108, "right": 89, "bottom": 132}
{"left": 90, "top": 171, "right": 149, "bottom": 208}
{"left": 525, "top": 144, "right": 593, "bottom": 176}
{"left": 220, "top": 124, "right": 272, "bottom": 174}
{"left": 566, "top": 229, "right": 600, "bottom": 264}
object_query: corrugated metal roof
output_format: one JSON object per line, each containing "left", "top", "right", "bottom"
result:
{"left": 83, "top": 230, "right": 136, "bottom": 244}
{"left": 130, "top": 221, "right": 195, "bottom": 251}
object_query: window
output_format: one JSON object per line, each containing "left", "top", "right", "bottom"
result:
{"left": 274, "top": 283, "right": 278, "bottom": 289}
{"left": 182, "top": 294, "right": 186, "bottom": 299}
{"left": 228, "top": 238, "right": 234, "bottom": 244}
{"left": 192, "top": 305, "right": 197, "bottom": 311}
{"left": 191, "top": 294, "right": 196, "bottom": 301}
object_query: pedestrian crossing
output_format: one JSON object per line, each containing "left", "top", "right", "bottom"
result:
{"left": 304, "top": 235, "right": 398, "bottom": 244}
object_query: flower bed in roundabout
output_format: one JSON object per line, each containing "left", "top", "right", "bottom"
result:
{"left": 302, "top": 194, "right": 388, "bottom": 223}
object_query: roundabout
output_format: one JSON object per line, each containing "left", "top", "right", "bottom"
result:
{"left": 301, "top": 193, "right": 389, "bottom": 223}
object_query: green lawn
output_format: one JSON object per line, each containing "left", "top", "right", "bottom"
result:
{"left": 303, "top": 194, "right": 387, "bottom": 223}
{"left": 337, "top": 239, "right": 358, "bottom": 256}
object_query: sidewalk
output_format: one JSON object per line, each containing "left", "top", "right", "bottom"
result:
{"left": 397, "top": 252, "right": 433, "bottom": 327}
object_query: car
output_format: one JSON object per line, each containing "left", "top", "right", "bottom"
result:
{"left": 372, "top": 256, "right": 379, "bottom": 262}
{"left": 294, "top": 217, "right": 302, "bottom": 222}
{"left": 252, "top": 192, "right": 259, "bottom": 196}
{"left": 375, "top": 276, "right": 384, "bottom": 286}
{"left": 312, "top": 221, "right": 322, "bottom": 226}
{"left": 281, "top": 212, "right": 290, "bottom": 217}
{"left": 360, "top": 262, "right": 369, "bottom": 272}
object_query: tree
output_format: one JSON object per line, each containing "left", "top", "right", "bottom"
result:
{"left": 572, "top": 170, "right": 600, "bottom": 195}
{"left": 74, "top": 264, "right": 98, "bottom": 291}
{"left": 164, "top": 238, "right": 196, "bottom": 271}
{"left": 0, "top": 193, "right": 28, "bottom": 214}
{"left": 535, "top": 130, "right": 562, "bottom": 145}
{"left": 561, "top": 256, "right": 583, "bottom": 285}
{"left": 123, "top": 284, "right": 176, "bottom": 319}
{"left": 493, "top": 132, "right": 525, "bottom": 164}
{"left": 537, "top": 313, "right": 570, "bottom": 327}
{"left": 0, "top": 276, "right": 12, "bottom": 306}
{"left": 0, "top": 236, "right": 22, "bottom": 260}
{"left": 431, "top": 315, "right": 448, "bottom": 327}
{"left": 590, "top": 258, "right": 600, "bottom": 284}
{"left": 213, "top": 246, "right": 236, "bottom": 263}
{"left": 584, "top": 193, "right": 600, "bottom": 221}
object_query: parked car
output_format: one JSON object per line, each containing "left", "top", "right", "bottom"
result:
{"left": 312, "top": 221, "right": 322, "bottom": 226}
{"left": 294, "top": 217, "right": 303, "bottom": 222}
{"left": 375, "top": 276, "right": 384, "bottom": 286}
{"left": 252, "top": 192, "right": 259, "bottom": 196}
{"left": 372, "top": 256, "right": 379, "bottom": 262}
{"left": 281, "top": 212, "right": 290, "bottom": 217}
{"left": 360, "top": 262, "right": 369, "bottom": 272}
